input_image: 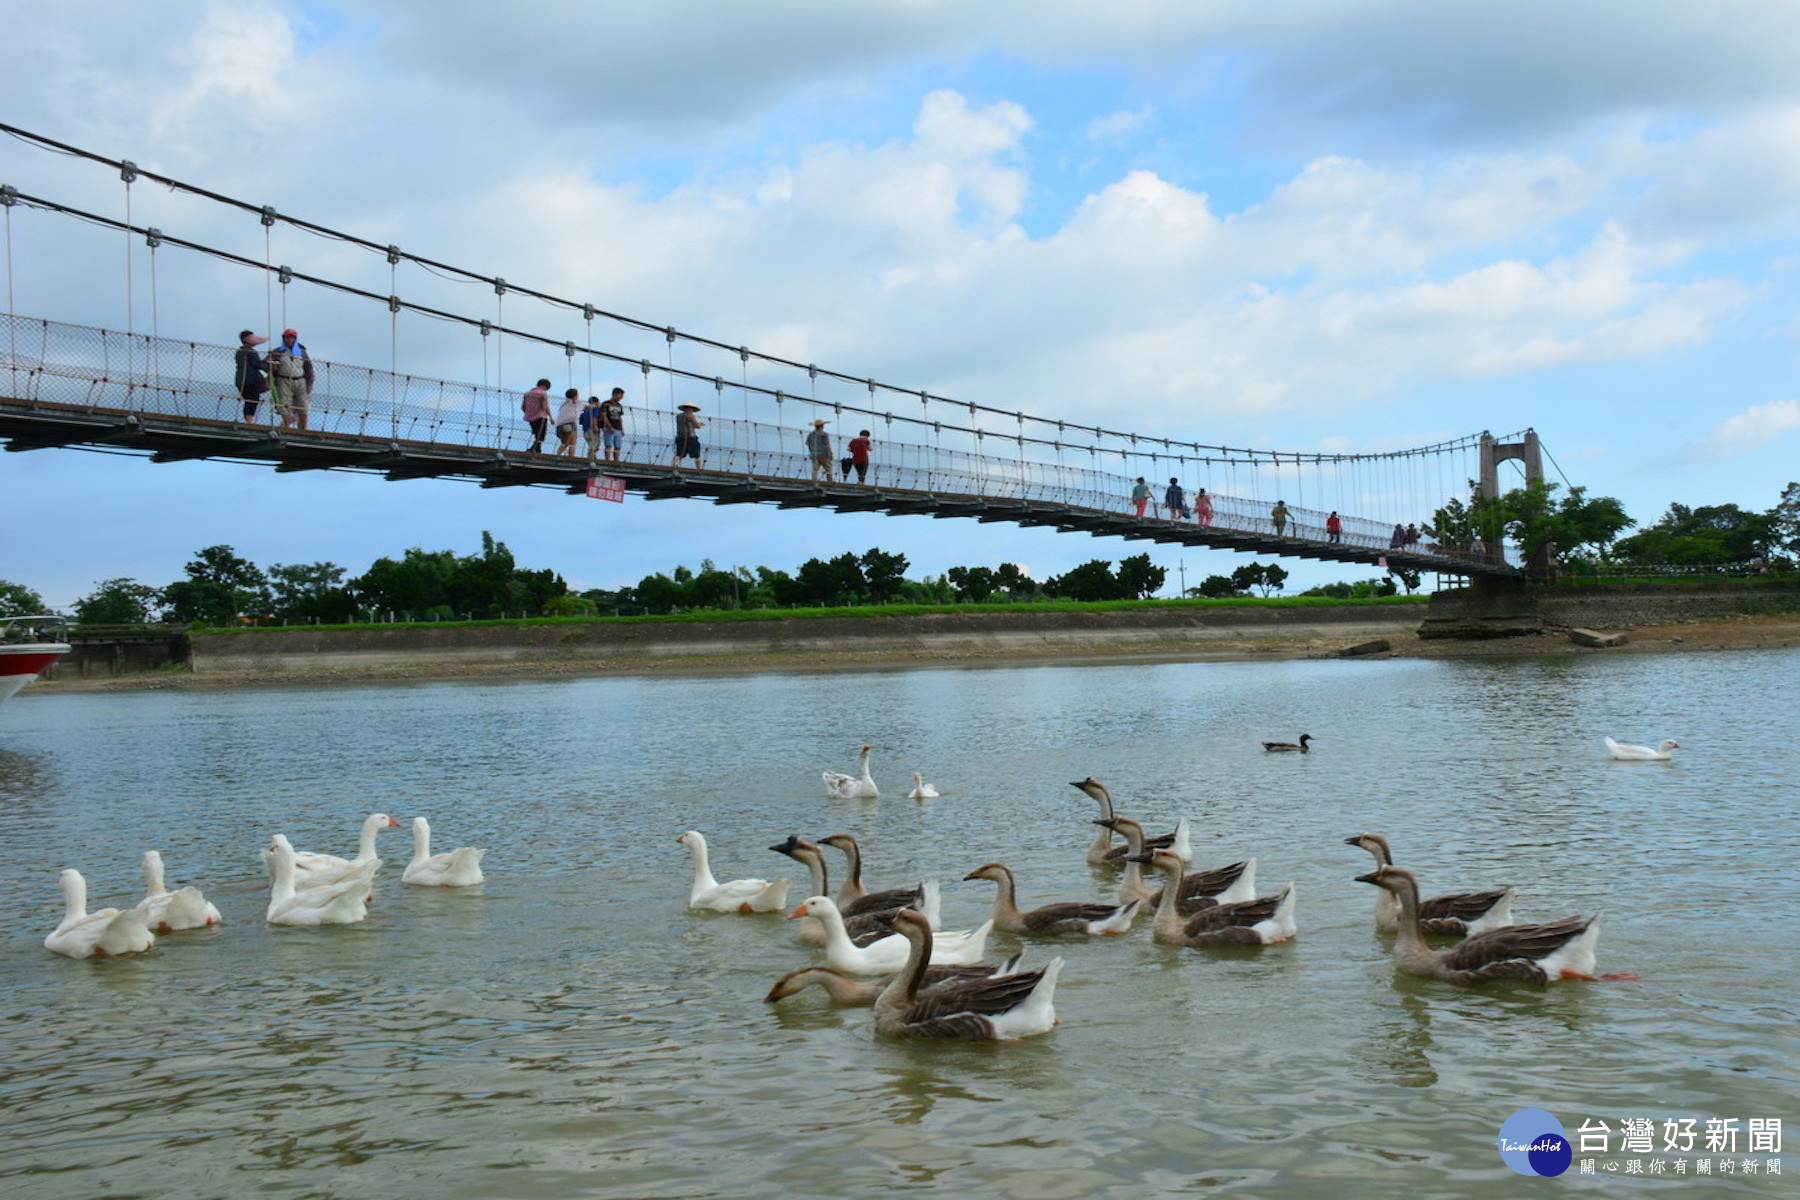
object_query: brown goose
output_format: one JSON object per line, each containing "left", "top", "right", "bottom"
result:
{"left": 1133, "top": 849, "right": 1297, "bottom": 947}
{"left": 872, "top": 910, "right": 1063, "bottom": 1040}
{"left": 1345, "top": 833, "right": 1516, "bottom": 936}
{"left": 1069, "top": 778, "right": 1191, "bottom": 866}
{"left": 1099, "top": 816, "right": 1257, "bottom": 914}
{"left": 963, "top": 862, "right": 1140, "bottom": 936}
{"left": 763, "top": 951, "right": 1028, "bottom": 1005}
{"left": 768, "top": 836, "right": 916, "bottom": 946}
{"left": 818, "top": 833, "right": 923, "bottom": 917}
{"left": 1262, "top": 734, "right": 1313, "bottom": 752}
{"left": 1355, "top": 865, "right": 1626, "bottom": 985}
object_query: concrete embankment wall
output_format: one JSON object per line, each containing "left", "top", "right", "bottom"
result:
{"left": 189, "top": 605, "right": 1424, "bottom": 673}
{"left": 1421, "top": 579, "right": 1800, "bottom": 639}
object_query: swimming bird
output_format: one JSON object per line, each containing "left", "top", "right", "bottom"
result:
{"left": 44, "top": 869, "right": 155, "bottom": 958}
{"left": 963, "top": 861, "right": 1140, "bottom": 936}
{"left": 134, "top": 850, "right": 222, "bottom": 932}
{"left": 1344, "top": 833, "right": 1515, "bottom": 936}
{"left": 763, "top": 952, "right": 1028, "bottom": 1005}
{"left": 1069, "top": 777, "right": 1191, "bottom": 865}
{"left": 905, "top": 772, "right": 940, "bottom": 800}
{"left": 1101, "top": 817, "right": 1257, "bottom": 914}
{"left": 264, "top": 834, "right": 378, "bottom": 927}
{"left": 1356, "top": 865, "right": 1631, "bottom": 985}
{"left": 768, "top": 835, "right": 930, "bottom": 945}
{"left": 402, "top": 817, "right": 487, "bottom": 887}
{"left": 676, "top": 830, "right": 790, "bottom": 913}
{"left": 264, "top": 812, "right": 401, "bottom": 891}
{"left": 823, "top": 744, "right": 879, "bottom": 799}
{"left": 1133, "top": 849, "right": 1296, "bottom": 947}
{"left": 871, "top": 909, "right": 1062, "bottom": 1040}
{"left": 817, "top": 833, "right": 925, "bottom": 917}
{"left": 1605, "top": 737, "right": 1681, "bottom": 761}
{"left": 1262, "top": 734, "right": 1313, "bottom": 753}
{"left": 786, "top": 894, "right": 994, "bottom": 975}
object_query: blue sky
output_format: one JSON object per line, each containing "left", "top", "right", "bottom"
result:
{"left": 3, "top": 1, "right": 1798, "bottom": 609}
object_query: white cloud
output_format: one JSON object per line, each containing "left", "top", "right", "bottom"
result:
{"left": 1693, "top": 399, "right": 1800, "bottom": 461}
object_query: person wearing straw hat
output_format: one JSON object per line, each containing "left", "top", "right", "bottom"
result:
{"left": 804, "top": 417, "right": 833, "bottom": 482}
{"left": 234, "top": 330, "right": 268, "bottom": 422}
{"left": 673, "top": 402, "right": 705, "bottom": 469}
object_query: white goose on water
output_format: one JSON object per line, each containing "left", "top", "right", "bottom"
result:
{"left": 134, "top": 850, "right": 222, "bottom": 932}
{"left": 265, "top": 834, "right": 377, "bottom": 926}
{"left": 677, "top": 830, "right": 791, "bottom": 913}
{"left": 263, "top": 812, "right": 401, "bottom": 891}
{"left": 44, "top": 869, "right": 155, "bottom": 958}
{"left": 823, "top": 744, "right": 879, "bottom": 799}
{"left": 402, "top": 817, "right": 487, "bottom": 886}
{"left": 905, "top": 772, "right": 940, "bottom": 800}
{"left": 787, "top": 894, "right": 994, "bottom": 975}
{"left": 1605, "top": 737, "right": 1681, "bottom": 761}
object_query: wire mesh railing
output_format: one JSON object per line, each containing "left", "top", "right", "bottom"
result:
{"left": 0, "top": 312, "right": 1502, "bottom": 572}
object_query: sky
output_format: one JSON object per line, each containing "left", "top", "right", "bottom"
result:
{"left": 3, "top": 0, "right": 1799, "bottom": 609}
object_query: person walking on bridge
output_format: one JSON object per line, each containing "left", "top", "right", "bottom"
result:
{"left": 554, "top": 388, "right": 581, "bottom": 458}
{"left": 521, "top": 378, "right": 552, "bottom": 453}
{"left": 1325, "top": 511, "right": 1342, "bottom": 543}
{"left": 1271, "top": 499, "right": 1290, "bottom": 536}
{"left": 1131, "top": 477, "right": 1151, "bottom": 517}
{"left": 1194, "top": 487, "right": 1213, "bottom": 527}
{"left": 234, "top": 330, "right": 268, "bottom": 422}
{"left": 1165, "top": 478, "right": 1190, "bottom": 520}
{"left": 845, "top": 429, "right": 873, "bottom": 483}
{"left": 805, "top": 418, "right": 833, "bottom": 482}
{"left": 673, "top": 403, "right": 705, "bottom": 469}
{"left": 601, "top": 387, "right": 626, "bottom": 462}
{"left": 265, "top": 328, "right": 314, "bottom": 431}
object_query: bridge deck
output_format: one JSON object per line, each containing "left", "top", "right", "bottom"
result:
{"left": 0, "top": 394, "right": 1509, "bottom": 579}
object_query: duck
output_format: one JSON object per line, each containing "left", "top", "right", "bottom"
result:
{"left": 1133, "top": 849, "right": 1297, "bottom": 946}
{"left": 963, "top": 861, "right": 1140, "bottom": 936}
{"left": 763, "top": 951, "right": 1028, "bottom": 1005}
{"left": 1344, "top": 833, "right": 1515, "bottom": 936}
{"left": 1100, "top": 817, "right": 1257, "bottom": 914}
{"left": 768, "top": 835, "right": 934, "bottom": 945}
{"left": 904, "top": 772, "right": 940, "bottom": 800}
{"left": 786, "top": 894, "right": 995, "bottom": 975}
{"left": 264, "top": 834, "right": 378, "bottom": 926}
{"left": 823, "top": 744, "right": 879, "bottom": 799}
{"left": 44, "top": 868, "right": 155, "bottom": 958}
{"left": 1262, "top": 734, "right": 1313, "bottom": 753}
{"left": 676, "top": 830, "right": 791, "bottom": 913}
{"left": 1605, "top": 736, "right": 1681, "bottom": 761}
{"left": 402, "top": 817, "right": 487, "bottom": 887}
{"left": 1356, "top": 865, "right": 1630, "bottom": 985}
{"left": 134, "top": 850, "right": 222, "bottom": 932}
{"left": 872, "top": 909, "right": 1063, "bottom": 1040}
{"left": 817, "top": 833, "right": 925, "bottom": 917}
{"left": 1069, "top": 777, "right": 1191, "bottom": 866}
{"left": 264, "top": 812, "right": 401, "bottom": 891}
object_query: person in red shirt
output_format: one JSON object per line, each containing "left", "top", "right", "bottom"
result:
{"left": 521, "top": 378, "right": 552, "bottom": 452}
{"left": 845, "top": 429, "right": 873, "bottom": 483}
{"left": 1326, "top": 511, "right": 1343, "bottom": 543}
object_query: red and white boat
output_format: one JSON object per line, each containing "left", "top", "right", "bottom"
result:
{"left": 1, "top": 615, "right": 69, "bottom": 705}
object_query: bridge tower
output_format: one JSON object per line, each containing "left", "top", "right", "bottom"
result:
{"left": 1476, "top": 429, "right": 1545, "bottom": 574}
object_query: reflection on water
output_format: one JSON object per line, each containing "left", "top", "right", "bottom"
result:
{"left": 1, "top": 649, "right": 1797, "bottom": 1198}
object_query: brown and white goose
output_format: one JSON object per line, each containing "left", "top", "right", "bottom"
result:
{"left": 1099, "top": 816, "right": 1257, "bottom": 913}
{"left": 1069, "top": 777, "right": 1191, "bottom": 866}
{"left": 768, "top": 836, "right": 933, "bottom": 946}
{"left": 1355, "top": 865, "right": 1628, "bottom": 985}
{"left": 763, "top": 951, "right": 1028, "bottom": 1005}
{"left": 963, "top": 862, "right": 1140, "bottom": 936}
{"left": 1133, "top": 849, "right": 1296, "bottom": 947}
{"left": 818, "top": 833, "right": 924, "bottom": 917}
{"left": 1345, "top": 833, "right": 1515, "bottom": 936}
{"left": 872, "top": 909, "right": 1062, "bottom": 1040}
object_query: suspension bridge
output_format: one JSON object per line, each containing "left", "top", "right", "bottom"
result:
{"left": 0, "top": 125, "right": 1552, "bottom": 582}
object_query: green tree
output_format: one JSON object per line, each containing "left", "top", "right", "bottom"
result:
{"left": 1614, "top": 502, "right": 1772, "bottom": 567}
{"left": 267, "top": 562, "right": 355, "bottom": 623}
{"left": 1493, "top": 480, "right": 1634, "bottom": 573}
{"left": 1194, "top": 573, "right": 1241, "bottom": 598}
{"left": 73, "top": 578, "right": 162, "bottom": 624}
{"left": 1230, "top": 563, "right": 1266, "bottom": 595}
{"left": 1115, "top": 553, "right": 1167, "bottom": 600}
{"left": 859, "top": 548, "right": 910, "bottom": 603}
{"left": 1388, "top": 568, "right": 1421, "bottom": 595}
{"left": 1044, "top": 560, "right": 1121, "bottom": 602}
{"left": 993, "top": 563, "right": 1034, "bottom": 600}
{"left": 1769, "top": 482, "right": 1800, "bottom": 559}
{"left": 946, "top": 565, "right": 997, "bottom": 602}
{"left": 355, "top": 548, "right": 457, "bottom": 614}
{"left": 0, "top": 579, "right": 51, "bottom": 614}
{"left": 162, "top": 544, "right": 269, "bottom": 625}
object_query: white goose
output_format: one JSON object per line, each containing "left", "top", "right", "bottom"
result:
{"left": 677, "top": 830, "right": 791, "bottom": 913}
{"left": 1605, "top": 737, "right": 1681, "bottom": 761}
{"left": 402, "top": 817, "right": 487, "bottom": 886}
{"left": 787, "top": 894, "right": 995, "bottom": 975}
{"left": 823, "top": 744, "right": 879, "bottom": 799}
{"left": 263, "top": 812, "right": 401, "bottom": 890}
{"left": 134, "top": 850, "right": 222, "bottom": 932}
{"left": 44, "top": 869, "right": 155, "bottom": 958}
{"left": 265, "top": 834, "right": 377, "bottom": 926}
{"left": 904, "top": 772, "right": 940, "bottom": 800}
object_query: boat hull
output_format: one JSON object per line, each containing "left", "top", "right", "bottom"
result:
{"left": 0, "top": 643, "right": 70, "bottom": 704}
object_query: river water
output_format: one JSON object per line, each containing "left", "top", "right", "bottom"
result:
{"left": 1, "top": 651, "right": 1794, "bottom": 1198}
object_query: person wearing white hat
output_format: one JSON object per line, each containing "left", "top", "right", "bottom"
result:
{"left": 673, "top": 402, "right": 704, "bottom": 469}
{"left": 234, "top": 329, "right": 269, "bottom": 421}
{"left": 804, "top": 417, "right": 832, "bottom": 482}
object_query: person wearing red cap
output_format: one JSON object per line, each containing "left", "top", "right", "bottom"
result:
{"left": 265, "top": 328, "right": 315, "bottom": 430}
{"left": 234, "top": 329, "right": 269, "bottom": 421}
